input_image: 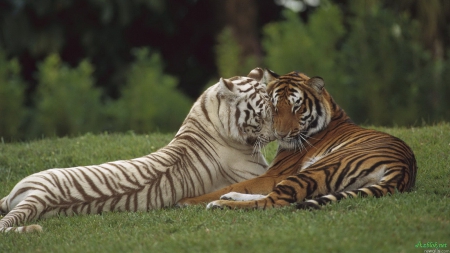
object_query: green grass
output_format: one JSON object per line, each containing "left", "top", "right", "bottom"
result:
{"left": 1, "top": 125, "right": 449, "bottom": 253}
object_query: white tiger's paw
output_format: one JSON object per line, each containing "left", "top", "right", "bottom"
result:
{"left": 220, "top": 192, "right": 266, "bottom": 201}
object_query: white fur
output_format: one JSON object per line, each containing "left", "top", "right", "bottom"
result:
{"left": 220, "top": 192, "right": 266, "bottom": 201}
{"left": 0, "top": 70, "right": 274, "bottom": 233}
{"left": 300, "top": 155, "right": 324, "bottom": 170}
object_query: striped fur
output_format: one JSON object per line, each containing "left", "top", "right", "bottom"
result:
{"left": 0, "top": 68, "right": 274, "bottom": 233}
{"left": 180, "top": 70, "right": 417, "bottom": 210}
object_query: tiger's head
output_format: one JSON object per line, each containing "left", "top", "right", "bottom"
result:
{"left": 262, "top": 70, "right": 333, "bottom": 150}
{"left": 214, "top": 68, "right": 274, "bottom": 149}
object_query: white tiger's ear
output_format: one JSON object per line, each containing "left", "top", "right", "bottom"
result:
{"left": 220, "top": 77, "right": 233, "bottom": 90}
{"left": 247, "top": 67, "right": 263, "bottom": 82}
{"left": 219, "top": 78, "right": 235, "bottom": 96}
{"left": 261, "top": 69, "right": 279, "bottom": 87}
{"left": 307, "top": 77, "right": 325, "bottom": 94}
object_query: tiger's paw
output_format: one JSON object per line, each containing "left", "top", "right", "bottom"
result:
{"left": 296, "top": 201, "right": 321, "bottom": 210}
{"left": 206, "top": 200, "right": 228, "bottom": 209}
{"left": 220, "top": 192, "right": 266, "bottom": 201}
{"left": 176, "top": 197, "right": 201, "bottom": 207}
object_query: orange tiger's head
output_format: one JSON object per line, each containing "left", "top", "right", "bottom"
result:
{"left": 263, "top": 70, "right": 333, "bottom": 150}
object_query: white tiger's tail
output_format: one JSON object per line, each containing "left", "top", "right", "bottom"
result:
{"left": 0, "top": 224, "right": 43, "bottom": 233}
{"left": 0, "top": 196, "right": 43, "bottom": 233}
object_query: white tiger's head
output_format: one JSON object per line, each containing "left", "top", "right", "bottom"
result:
{"left": 213, "top": 68, "right": 275, "bottom": 148}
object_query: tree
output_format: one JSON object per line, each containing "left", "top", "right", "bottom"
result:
{"left": 110, "top": 48, "right": 191, "bottom": 133}
{"left": 34, "top": 54, "right": 102, "bottom": 137}
{"left": 0, "top": 50, "right": 26, "bottom": 140}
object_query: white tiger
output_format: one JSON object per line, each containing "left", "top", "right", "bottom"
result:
{"left": 0, "top": 68, "right": 274, "bottom": 233}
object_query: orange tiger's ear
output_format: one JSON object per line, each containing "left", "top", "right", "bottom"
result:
{"left": 247, "top": 67, "right": 263, "bottom": 82}
{"left": 307, "top": 77, "right": 325, "bottom": 94}
{"left": 262, "top": 69, "right": 279, "bottom": 87}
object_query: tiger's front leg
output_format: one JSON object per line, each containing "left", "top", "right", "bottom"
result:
{"left": 177, "top": 185, "right": 236, "bottom": 206}
{"left": 207, "top": 171, "right": 325, "bottom": 210}
{"left": 176, "top": 174, "right": 289, "bottom": 206}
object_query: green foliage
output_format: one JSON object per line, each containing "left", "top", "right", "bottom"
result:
{"left": 0, "top": 50, "right": 26, "bottom": 140}
{"left": 2, "top": 0, "right": 450, "bottom": 140}
{"left": 215, "top": 27, "right": 258, "bottom": 78}
{"left": 34, "top": 54, "right": 102, "bottom": 137}
{"left": 339, "top": 1, "right": 434, "bottom": 125}
{"left": 261, "top": 1, "right": 449, "bottom": 126}
{"left": 1, "top": 0, "right": 213, "bottom": 107}
{"left": 262, "top": 4, "right": 349, "bottom": 110}
{"left": 0, "top": 125, "right": 449, "bottom": 252}
{"left": 0, "top": 48, "right": 193, "bottom": 140}
{"left": 111, "top": 48, "right": 191, "bottom": 133}
{"left": 262, "top": 4, "right": 345, "bottom": 78}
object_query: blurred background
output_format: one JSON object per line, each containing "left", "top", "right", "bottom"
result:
{"left": 1, "top": 0, "right": 449, "bottom": 141}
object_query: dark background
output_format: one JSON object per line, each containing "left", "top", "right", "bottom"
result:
{"left": 1, "top": 0, "right": 449, "bottom": 140}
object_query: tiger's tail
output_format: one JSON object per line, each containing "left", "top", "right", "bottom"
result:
{"left": 296, "top": 183, "right": 400, "bottom": 210}
{"left": 0, "top": 224, "right": 43, "bottom": 233}
{"left": 0, "top": 196, "right": 43, "bottom": 233}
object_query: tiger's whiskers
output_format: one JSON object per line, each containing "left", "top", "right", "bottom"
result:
{"left": 253, "top": 137, "right": 271, "bottom": 164}
{"left": 252, "top": 137, "right": 263, "bottom": 157}
{"left": 298, "top": 133, "right": 317, "bottom": 150}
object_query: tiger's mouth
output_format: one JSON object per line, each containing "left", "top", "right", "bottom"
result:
{"left": 246, "top": 134, "right": 273, "bottom": 147}
{"left": 277, "top": 138, "right": 299, "bottom": 150}
{"left": 259, "top": 134, "right": 276, "bottom": 145}
{"left": 276, "top": 132, "right": 311, "bottom": 151}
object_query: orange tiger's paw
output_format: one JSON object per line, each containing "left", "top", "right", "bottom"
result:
{"left": 220, "top": 192, "right": 266, "bottom": 201}
{"left": 206, "top": 200, "right": 229, "bottom": 209}
{"left": 296, "top": 201, "right": 321, "bottom": 210}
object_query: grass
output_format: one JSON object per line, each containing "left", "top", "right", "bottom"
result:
{"left": 0, "top": 124, "right": 449, "bottom": 253}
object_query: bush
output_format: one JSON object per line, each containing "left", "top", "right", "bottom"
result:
{"left": 262, "top": 4, "right": 345, "bottom": 81}
{"left": 33, "top": 54, "right": 102, "bottom": 137}
{"left": 261, "top": 1, "right": 445, "bottom": 126}
{"left": 0, "top": 50, "right": 26, "bottom": 140}
{"left": 110, "top": 48, "right": 192, "bottom": 133}
{"left": 262, "top": 4, "right": 349, "bottom": 110}
{"left": 340, "top": 1, "right": 434, "bottom": 125}
{"left": 215, "top": 27, "right": 258, "bottom": 78}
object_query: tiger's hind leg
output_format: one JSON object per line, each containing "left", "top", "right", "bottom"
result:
{"left": 207, "top": 164, "right": 415, "bottom": 210}
{"left": 296, "top": 186, "right": 386, "bottom": 210}
{"left": 0, "top": 196, "right": 45, "bottom": 233}
{"left": 296, "top": 165, "right": 414, "bottom": 210}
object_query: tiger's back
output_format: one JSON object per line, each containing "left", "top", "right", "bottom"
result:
{"left": 288, "top": 118, "right": 417, "bottom": 208}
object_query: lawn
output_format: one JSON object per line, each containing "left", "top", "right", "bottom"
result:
{"left": 0, "top": 125, "right": 449, "bottom": 253}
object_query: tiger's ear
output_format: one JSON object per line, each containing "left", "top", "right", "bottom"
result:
{"left": 261, "top": 69, "right": 279, "bottom": 86}
{"left": 220, "top": 77, "right": 234, "bottom": 90}
{"left": 219, "top": 77, "right": 235, "bottom": 95}
{"left": 247, "top": 67, "right": 263, "bottom": 82}
{"left": 307, "top": 77, "right": 325, "bottom": 94}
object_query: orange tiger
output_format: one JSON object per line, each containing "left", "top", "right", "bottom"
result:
{"left": 177, "top": 70, "right": 417, "bottom": 209}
